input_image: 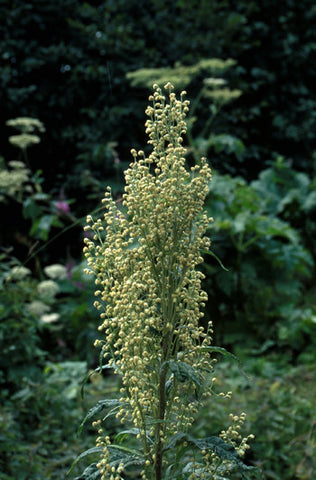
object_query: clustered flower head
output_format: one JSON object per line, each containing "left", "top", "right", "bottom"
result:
{"left": 37, "top": 279, "right": 60, "bottom": 301}
{"left": 6, "top": 117, "right": 45, "bottom": 151}
{"left": 0, "top": 160, "right": 31, "bottom": 200}
{"left": 220, "top": 413, "right": 255, "bottom": 457}
{"left": 5, "top": 265, "right": 31, "bottom": 281}
{"left": 8, "top": 133, "right": 40, "bottom": 150}
{"left": 44, "top": 263, "right": 67, "bottom": 280}
{"left": 83, "top": 84, "right": 250, "bottom": 479}
{"left": 6, "top": 117, "right": 45, "bottom": 134}
{"left": 27, "top": 300, "right": 51, "bottom": 317}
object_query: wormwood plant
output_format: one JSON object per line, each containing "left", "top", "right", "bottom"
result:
{"left": 81, "top": 84, "right": 255, "bottom": 480}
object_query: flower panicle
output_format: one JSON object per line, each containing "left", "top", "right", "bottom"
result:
{"left": 83, "top": 83, "right": 229, "bottom": 479}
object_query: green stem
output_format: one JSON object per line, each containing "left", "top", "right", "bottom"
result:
{"left": 155, "top": 363, "right": 168, "bottom": 480}
{"left": 135, "top": 398, "right": 150, "bottom": 458}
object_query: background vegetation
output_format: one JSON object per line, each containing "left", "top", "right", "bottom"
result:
{"left": 0, "top": 1, "right": 315, "bottom": 479}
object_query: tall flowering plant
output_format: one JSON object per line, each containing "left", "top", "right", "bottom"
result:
{"left": 81, "top": 84, "right": 255, "bottom": 480}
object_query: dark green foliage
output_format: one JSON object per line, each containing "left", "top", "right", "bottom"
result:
{"left": 0, "top": 256, "right": 102, "bottom": 478}
{"left": 0, "top": 265, "right": 44, "bottom": 391}
{"left": 0, "top": 0, "right": 229, "bottom": 199}
{"left": 200, "top": 361, "right": 316, "bottom": 480}
{"left": 1, "top": 0, "right": 314, "bottom": 207}
{"left": 227, "top": 1, "right": 316, "bottom": 175}
{"left": 78, "top": 398, "right": 124, "bottom": 435}
{"left": 0, "top": 359, "right": 86, "bottom": 479}
{"left": 204, "top": 159, "right": 316, "bottom": 357}
{"left": 168, "top": 360, "right": 204, "bottom": 389}
{"left": 74, "top": 463, "right": 100, "bottom": 480}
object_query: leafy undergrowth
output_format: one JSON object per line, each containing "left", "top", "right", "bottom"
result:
{"left": 0, "top": 364, "right": 118, "bottom": 480}
{"left": 1, "top": 356, "right": 314, "bottom": 479}
{"left": 194, "top": 359, "right": 316, "bottom": 480}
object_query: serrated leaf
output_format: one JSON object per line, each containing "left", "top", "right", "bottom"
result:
{"left": 74, "top": 463, "right": 100, "bottom": 480}
{"left": 198, "top": 346, "right": 248, "bottom": 378}
{"left": 107, "top": 444, "right": 144, "bottom": 468}
{"left": 163, "top": 431, "right": 187, "bottom": 451}
{"left": 68, "top": 447, "right": 103, "bottom": 475}
{"left": 78, "top": 399, "right": 123, "bottom": 434}
{"left": 187, "top": 435, "right": 259, "bottom": 476}
{"left": 199, "top": 345, "right": 237, "bottom": 362}
{"left": 189, "top": 435, "right": 236, "bottom": 457}
{"left": 70, "top": 445, "right": 143, "bottom": 477}
{"left": 168, "top": 360, "right": 203, "bottom": 389}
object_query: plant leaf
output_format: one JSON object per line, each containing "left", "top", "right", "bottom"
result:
{"left": 199, "top": 345, "right": 237, "bottom": 361}
{"left": 199, "top": 346, "right": 248, "bottom": 378}
{"left": 80, "top": 363, "right": 113, "bottom": 399}
{"left": 115, "top": 428, "right": 144, "bottom": 443}
{"left": 67, "top": 447, "right": 103, "bottom": 475}
{"left": 78, "top": 399, "right": 123, "bottom": 435}
{"left": 168, "top": 360, "right": 203, "bottom": 389}
{"left": 74, "top": 463, "right": 100, "bottom": 480}
{"left": 201, "top": 249, "right": 229, "bottom": 271}
{"left": 107, "top": 444, "right": 144, "bottom": 468}
{"left": 189, "top": 435, "right": 236, "bottom": 457}
{"left": 188, "top": 435, "right": 259, "bottom": 476}
{"left": 163, "top": 431, "right": 187, "bottom": 451}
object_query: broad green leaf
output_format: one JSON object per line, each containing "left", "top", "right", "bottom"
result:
{"left": 208, "top": 134, "right": 245, "bottom": 159}
{"left": 303, "top": 190, "right": 316, "bottom": 211}
{"left": 264, "top": 221, "right": 298, "bottom": 243}
{"left": 22, "top": 197, "right": 42, "bottom": 219}
{"left": 233, "top": 211, "right": 251, "bottom": 233}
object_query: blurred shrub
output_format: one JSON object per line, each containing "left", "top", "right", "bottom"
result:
{"left": 0, "top": 0, "right": 228, "bottom": 198}
{"left": 0, "top": 118, "right": 104, "bottom": 479}
{"left": 194, "top": 360, "right": 316, "bottom": 480}
{"left": 0, "top": 359, "right": 93, "bottom": 479}
{"left": 227, "top": 0, "right": 316, "bottom": 175}
{"left": 0, "top": 254, "right": 100, "bottom": 394}
{"left": 0, "top": 187, "right": 101, "bottom": 479}
{"left": 1, "top": 0, "right": 314, "bottom": 202}
{"left": 204, "top": 158, "right": 316, "bottom": 357}
{"left": 0, "top": 117, "right": 76, "bottom": 265}
{"left": 0, "top": 117, "right": 99, "bottom": 386}
{"left": 0, "top": 257, "right": 44, "bottom": 391}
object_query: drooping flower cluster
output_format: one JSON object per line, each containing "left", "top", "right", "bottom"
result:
{"left": 83, "top": 84, "right": 245, "bottom": 480}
